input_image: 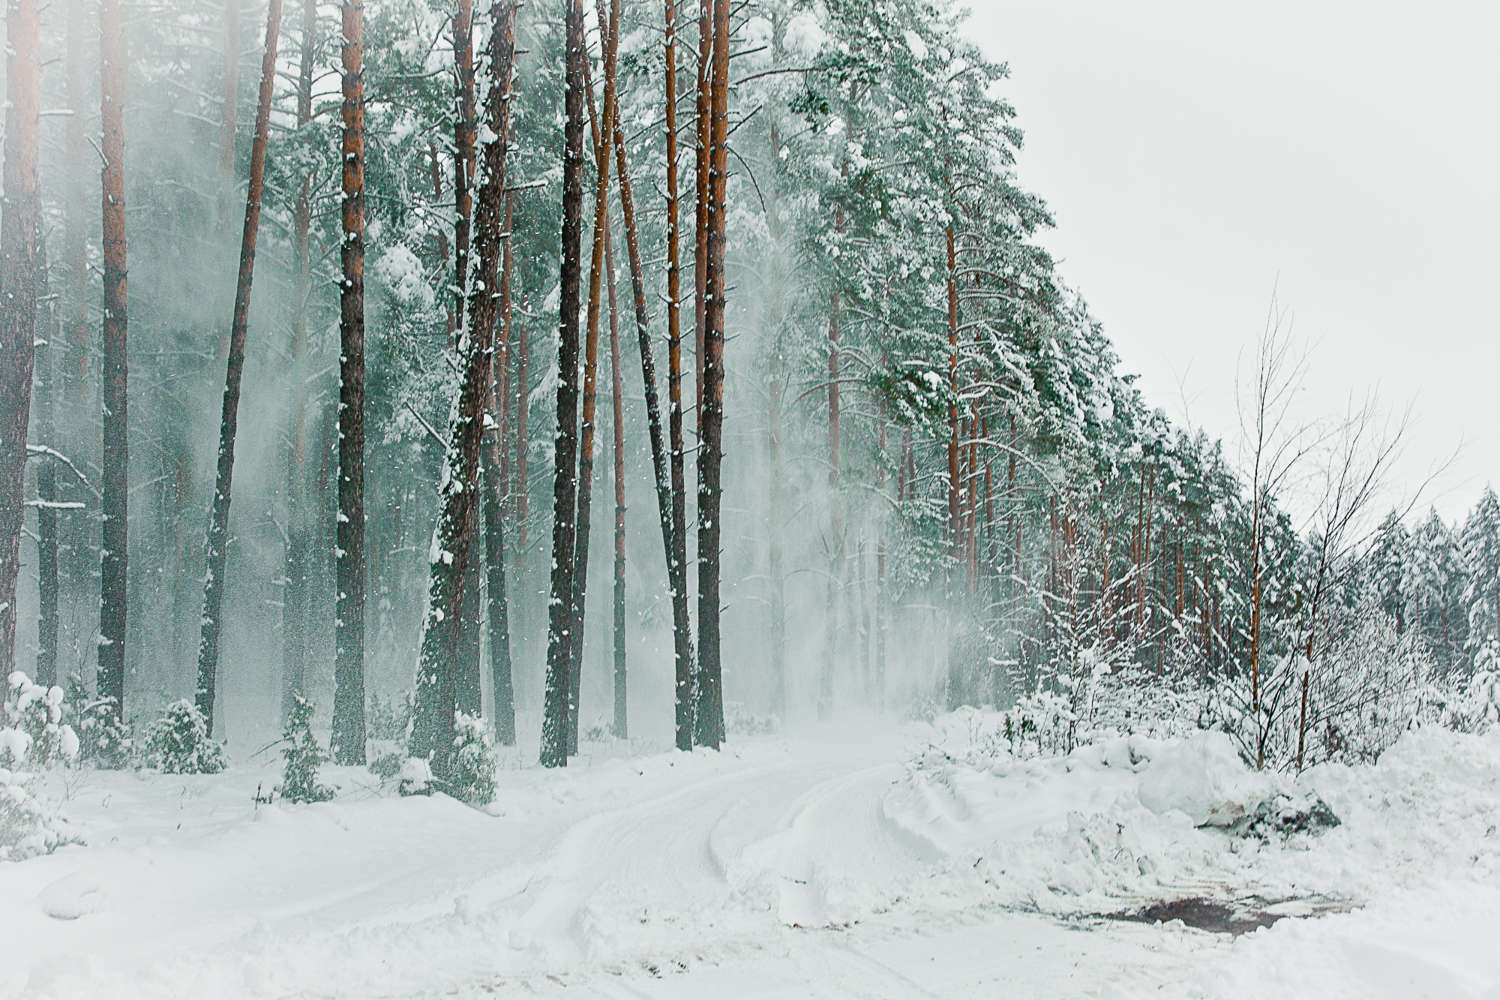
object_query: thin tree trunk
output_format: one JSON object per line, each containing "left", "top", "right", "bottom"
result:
{"left": 486, "top": 190, "right": 517, "bottom": 746}
{"left": 331, "top": 0, "right": 368, "bottom": 765}
{"left": 609, "top": 223, "right": 627, "bottom": 739}
{"left": 693, "top": 0, "right": 710, "bottom": 424}
{"left": 694, "top": 0, "right": 729, "bottom": 749}
{"left": 281, "top": 0, "right": 317, "bottom": 721}
{"left": 541, "top": 0, "right": 588, "bottom": 768}
{"left": 0, "top": 0, "right": 39, "bottom": 677}
{"left": 66, "top": 0, "right": 89, "bottom": 398}
{"left": 98, "top": 0, "right": 129, "bottom": 722}
{"left": 820, "top": 279, "right": 841, "bottom": 722}
{"left": 568, "top": 11, "right": 619, "bottom": 753}
{"left": 196, "top": 0, "right": 284, "bottom": 734}
{"left": 412, "top": 0, "right": 515, "bottom": 776}
{"left": 946, "top": 224, "right": 959, "bottom": 561}
{"left": 35, "top": 253, "right": 58, "bottom": 687}
{"left": 514, "top": 293, "right": 529, "bottom": 572}
{"left": 452, "top": 0, "right": 476, "bottom": 333}
{"left": 767, "top": 379, "right": 785, "bottom": 720}
{"left": 662, "top": 0, "right": 694, "bottom": 748}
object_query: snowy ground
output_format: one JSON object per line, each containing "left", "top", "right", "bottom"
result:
{"left": 3, "top": 712, "right": 1499, "bottom": 1000}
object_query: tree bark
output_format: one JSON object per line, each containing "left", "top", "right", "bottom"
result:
{"left": 820, "top": 279, "right": 842, "bottom": 721}
{"left": 541, "top": 0, "right": 588, "bottom": 768}
{"left": 452, "top": 0, "right": 476, "bottom": 334}
{"left": 768, "top": 379, "right": 785, "bottom": 720}
{"left": 0, "top": 0, "right": 39, "bottom": 677}
{"left": 608, "top": 221, "right": 627, "bottom": 740}
{"left": 196, "top": 0, "right": 284, "bottom": 735}
{"left": 693, "top": 0, "right": 729, "bottom": 749}
{"left": 663, "top": 0, "right": 695, "bottom": 748}
{"left": 486, "top": 190, "right": 517, "bottom": 747}
{"left": 65, "top": 0, "right": 89, "bottom": 398}
{"left": 98, "top": 0, "right": 129, "bottom": 722}
{"left": 35, "top": 254, "right": 58, "bottom": 687}
{"left": 331, "top": 0, "right": 368, "bottom": 765}
{"left": 568, "top": 10, "right": 619, "bottom": 753}
{"left": 281, "top": 0, "right": 317, "bottom": 722}
{"left": 412, "top": 0, "right": 515, "bottom": 776}
{"left": 693, "top": 0, "right": 709, "bottom": 424}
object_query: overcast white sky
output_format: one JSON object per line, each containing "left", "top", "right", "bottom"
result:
{"left": 963, "top": 1, "right": 1499, "bottom": 523}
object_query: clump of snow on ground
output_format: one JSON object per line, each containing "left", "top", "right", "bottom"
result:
{"left": 885, "top": 707, "right": 1500, "bottom": 918}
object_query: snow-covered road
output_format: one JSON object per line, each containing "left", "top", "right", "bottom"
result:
{"left": 4, "top": 719, "right": 1498, "bottom": 999}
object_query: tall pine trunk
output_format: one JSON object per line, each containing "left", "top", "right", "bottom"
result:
{"left": 452, "top": 0, "right": 476, "bottom": 333}
{"left": 568, "top": 11, "right": 620, "bottom": 752}
{"left": 197, "top": 0, "right": 284, "bottom": 734}
{"left": 693, "top": 0, "right": 729, "bottom": 749}
{"left": 412, "top": 0, "right": 516, "bottom": 776}
{"left": 767, "top": 379, "right": 785, "bottom": 719}
{"left": 0, "top": 0, "right": 39, "bottom": 676}
{"left": 98, "top": 0, "right": 129, "bottom": 722}
{"left": 663, "top": 0, "right": 694, "bottom": 747}
{"left": 331, "top": 0, "right": 368, "bottom": 765}
{"left": 65, "top": 0, "right": 89, "bottom": 397}
{"left": 608, "top": 221, "right": 627, "bottom": 739}
{"left": 541, "top": 0, "right": 588, "bottom": 768}
{"left": 487, "top": 189, "right": 517, "bottom": 746}
{"left": 35, "top": 254, "right": 59, "bottom": 687}
{"left": 282, "top": 0, "right": 317, "bottom": 721}
{"left": 599, "top": 0, "right": 692, "bottom": 746}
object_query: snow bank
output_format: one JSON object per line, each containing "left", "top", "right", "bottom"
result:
{"left": 886, "top": 711, "right": 1500, "bottom": 919}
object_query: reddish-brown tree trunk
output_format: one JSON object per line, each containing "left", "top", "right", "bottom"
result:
{"left": 568, "top": 6, "right": 619, "bottom": 751}
{"left": 196, "top": 0, "right": 285, "bottom": 734}
{"left": 331, "top": 0, "right": 368, "bottom": 764}
{"left": 694, "top": 0, "right": 729, "bottom": 749}
{"left": 97, "top": 0, "right": 129, "bottom": 721}
{"left": 663, "top": 0, "right": 694, "bottom": 748}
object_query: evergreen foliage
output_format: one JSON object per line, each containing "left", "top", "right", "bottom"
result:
{"left": 280, "top": 696, "right": 335, "bottom": 803}
{"left": 142, "top": 701, "right": 227, "bottom": 775}
{"left": 448, "top": 712, "right": 497, "bottom": 806}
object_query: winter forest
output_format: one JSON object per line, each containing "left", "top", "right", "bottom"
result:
{"left": 2, "top": 0, "right": 1498, "bottom": 997}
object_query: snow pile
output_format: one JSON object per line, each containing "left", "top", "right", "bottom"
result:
{"left": 886, "top": 709, "right": 1500, "bottom": 917}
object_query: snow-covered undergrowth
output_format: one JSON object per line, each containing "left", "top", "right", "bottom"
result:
{"left": 886, "top": 707, "right": 1500, "bottom": 917}
{"left": 2, "top": 672, "right": 83, "bottom": 861}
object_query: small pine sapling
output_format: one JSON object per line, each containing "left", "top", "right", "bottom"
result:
{"left": 142, "top": 700, "right": 227, "bottom": 775}
{"left": 280, "top": 696, "right": 335, "bottom": 803}
{"left": 448, "top": 712, "right": 496, "bottom": 806}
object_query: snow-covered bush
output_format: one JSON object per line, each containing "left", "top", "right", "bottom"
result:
{"left": 142, "top": 701, "right": 226, "bottom": 775}
{"left": 448, "top": 712, "right": 496, "bottom": 806}
{"left": 1, "top": 768, "right": 83, "bottom": 861}
{"left": 280, "top": 696, "right": 334, "bottom": 803}
{"left": 1000, "top": 691, "right": 1079, "bottom": 758}
{"left": 73, "top": 695, "right": 132, "bottom": 769}
{"left": 2, "top": 672, "right": 78, "bottom": 769}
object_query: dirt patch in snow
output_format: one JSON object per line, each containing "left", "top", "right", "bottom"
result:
{"left": 1108, "top": 894, "right": 1358, "bottom": 936}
